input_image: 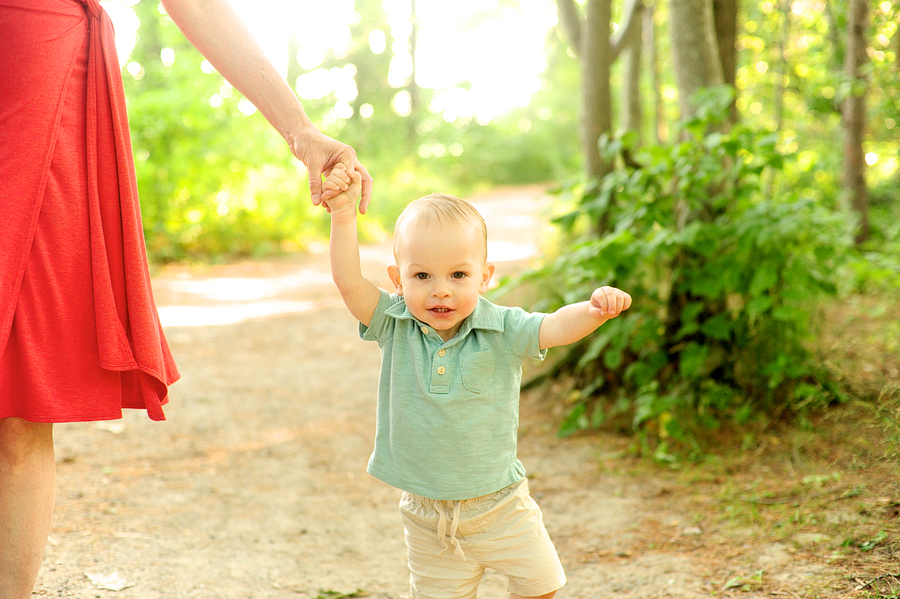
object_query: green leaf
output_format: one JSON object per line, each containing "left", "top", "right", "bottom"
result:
{"left": 558, "top": 404, "right": 588, "bottom": 438}
{"left": 679, "top": 343, "right": 709, "bottom": 378}
{"left": 746, "top": 295, "right": 773, "bottom": 316}
{"left": 687, "top": 276, "right": 722, "bottom": 299}
{"left": 701, "top": 314, "right": 733, "bottom": 341}
{"left": 603, "top": 347, "right": 624, "bottom": 370}
{"left": 772, "top": 305, "right": 799, "bottom": 321}
{"left": 749, "top": 262, "right": 779, "bottom": 295}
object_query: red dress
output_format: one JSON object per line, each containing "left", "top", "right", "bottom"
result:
{"left": 0, "top": 0, "right": 179, "bottom": 421}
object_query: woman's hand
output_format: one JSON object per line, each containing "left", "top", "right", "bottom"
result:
{"left": 286, "top": 127, "right": 373, "bottom": 213}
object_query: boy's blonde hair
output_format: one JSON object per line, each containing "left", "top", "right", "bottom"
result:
{"left": 394, "top": 194, "right": 488, "bottom": 261}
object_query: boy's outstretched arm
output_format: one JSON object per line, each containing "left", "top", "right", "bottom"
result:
{"left": 539, "top": 286, "right": 632, "bottom": 349}
{"left": 325, "top": 165, "right": 381, "bottom": 327}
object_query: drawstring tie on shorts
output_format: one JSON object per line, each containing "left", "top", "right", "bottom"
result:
{"left": 435, "top": 499, "right": 465, "bottom": 561}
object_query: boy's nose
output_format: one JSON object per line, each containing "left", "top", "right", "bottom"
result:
{"left": 431, "top": 281, "right": 451, "bottom": 298}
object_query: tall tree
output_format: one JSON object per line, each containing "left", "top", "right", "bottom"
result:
{"left": 842, "top": 0, "right": 870, "bottom": 243}
{"left": 773, "top": 0, "right": 791, "bottom": 131}
{"left": 712, "top": 0, "right": 739, "bottom": 122}
{"left": 558, "top": 0, "right": 612, "bottom": 182}
{"left": 556, "top": 0, "right": 643, "bottom": 181}
{"left": 669, "top": 0, "right": 725, "bottom": 121}
{"left": 620, "top": 0, "right": 646, "bottom": 141}
{"left": 644, "top": 2, "right": 664, "bottom": 143}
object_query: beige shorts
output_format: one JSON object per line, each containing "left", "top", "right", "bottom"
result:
{"left": 399, "top": 479, "right": 566, "bottom": 599}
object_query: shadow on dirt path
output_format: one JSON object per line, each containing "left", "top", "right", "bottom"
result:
{"left": 36, "top": 186, "right": 832, "bottom": 598}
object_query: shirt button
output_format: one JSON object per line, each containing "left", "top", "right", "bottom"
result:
{"left": 438, "top": 349, "right": 446, "bottom": 357}
{"left": 421, "top": 326, "right": 429, "bottom": 335}
{"left": 437, "top": 366, "right": 446, "bottom": 375}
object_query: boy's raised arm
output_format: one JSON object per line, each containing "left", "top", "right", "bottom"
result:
{"left": 325, "top": 166, "right": 381, "bottom": 327}
{"left": 539, "top": 286, "right": 632, "bottom": 349}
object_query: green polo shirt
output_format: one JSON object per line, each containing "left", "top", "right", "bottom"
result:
{"left": 360, "top": 289, "right": 547, "bottom": 500}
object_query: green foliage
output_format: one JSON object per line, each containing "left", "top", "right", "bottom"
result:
{"left": 737, "top": 0, "right": 899, "bottom": 209}
{"left": 512, "top": 90, "right": 855, "bottom": 456}
{"left": 850, "top": 174, "right": 900, "bottom": 293}
{"left": 119, "top": 0, "right": 898, "bottom": 276}
{"left": 122, "top": 1, "right": 578, "bottom": 261}
{"left": 124, "top": 0, "right": 323, "bottom": 262}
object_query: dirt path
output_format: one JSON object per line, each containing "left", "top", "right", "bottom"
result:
{"left": 35, "top": 186, "right": 833, "bottom": 598}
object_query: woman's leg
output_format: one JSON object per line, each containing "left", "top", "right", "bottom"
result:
{"left": 0, "top": 417, "right": 56, "bottom": 599}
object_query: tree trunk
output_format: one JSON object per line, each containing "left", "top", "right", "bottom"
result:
{"left": 669, "top": 0, "right": 724, "bottom": 121}
{"left": 842, "top": 0, "right": 870, "bottom": 243}
{"left": 620, "top": 0, "right": 644, "bottom": 142}
{"left": 712, "top": 0, "right": 739, "bottom": 122}
{"left": 582, "top": 0, "right": 613, "bottom": 181}
{"left": 773, "top": 0, "right": 790, "bottom": 131}
{"left": 644, "top": 2, "right": 664, "bottom": 143}
{"left": 556, "top": 0, "right": 582, "bottom": 54}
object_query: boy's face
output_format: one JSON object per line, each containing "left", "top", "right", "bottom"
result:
{"left": 388, "top": 217, "right": 494, "bottom": 342}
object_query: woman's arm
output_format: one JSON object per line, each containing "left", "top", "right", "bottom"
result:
{"left": 158, "top": 0, "right": 373, "bottom": 210}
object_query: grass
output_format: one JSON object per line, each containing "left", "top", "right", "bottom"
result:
{"left": 691, "top": 289, "right": 900, "bottom": 597}
{"left": 595, "top": 395, "right": 900, "bottom": 596}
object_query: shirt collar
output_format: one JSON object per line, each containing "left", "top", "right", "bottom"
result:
{"left": 385, "top": 295, "right": 505, "bottom": 338}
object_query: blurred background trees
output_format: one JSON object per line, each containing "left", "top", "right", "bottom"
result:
{"left": 115, "top": 0, "right": 898, "bottom": 453}
{"left": 116, "top": 0, "right": 898, "bottom": 257}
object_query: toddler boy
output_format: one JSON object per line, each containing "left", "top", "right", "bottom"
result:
{"left": 322, "top": 165, "right": 631, "bottom": 599}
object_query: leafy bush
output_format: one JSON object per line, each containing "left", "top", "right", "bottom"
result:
{"left": 510, "top": 91, "right": 854, "bottom": 457}
{"left": 848, "top": 175, "right": 900, "bottom": 293}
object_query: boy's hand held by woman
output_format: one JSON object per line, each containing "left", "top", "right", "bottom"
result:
{"left": 321, "top": 163, "right": 362, "bottom": 218}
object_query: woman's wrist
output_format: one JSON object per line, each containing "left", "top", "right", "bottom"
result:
{"left": 280, "top": 114, "right": 318, "bottom": 150}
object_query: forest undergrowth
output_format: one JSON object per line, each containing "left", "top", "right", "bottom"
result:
{"left": 546, "top": 289, "right": 900, "bottom": 598}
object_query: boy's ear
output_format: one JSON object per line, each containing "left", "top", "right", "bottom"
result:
{"left": 387, "top": 264, "right": 403, "bottom": 295}
{"left": 480, "top": 262, "right": 495, "bottom": 293}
